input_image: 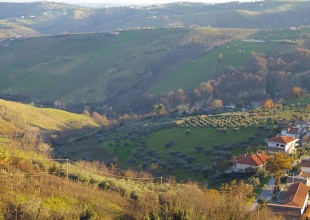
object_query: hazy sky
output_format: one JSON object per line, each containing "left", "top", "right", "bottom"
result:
{"left": 2, "top": 0, "right": 238, "bottom": 4}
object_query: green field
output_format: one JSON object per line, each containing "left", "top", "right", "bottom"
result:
{"left": 89, "top": 126, "right": 266, "bottom": 180}
{"left": 147, "top": 38, "right": 276, "bottom": 94}
{"left": 286, "top": 96, "right": 310, "bottom": 107}
{"left": 1, "top": 26, "right": 309, "bottom": 104}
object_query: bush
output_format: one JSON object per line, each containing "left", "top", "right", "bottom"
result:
{"left": 80, "top": 207, "right": 98, "bottom": 220}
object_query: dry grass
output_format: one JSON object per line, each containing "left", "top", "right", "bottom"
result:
{"left": 0, "top": 99, "right": 99, "bottom": 135}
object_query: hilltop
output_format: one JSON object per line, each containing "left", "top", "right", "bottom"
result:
{"left": 1, "top": 1, "right": 310, "bottom": 38}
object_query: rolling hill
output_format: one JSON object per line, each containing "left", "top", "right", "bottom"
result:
{"left": 0, "top": 28, "right": 255, "bottom": 105}
{"left": 0, "top": 1, "right": 309, "bottom": 115}
{"left": 0, "top": 1, "right": 310, "bottom": 38}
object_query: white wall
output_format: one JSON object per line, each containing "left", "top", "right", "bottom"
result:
{"left": 301, "top": 167, "right": 310, "bottom": 173}
{"left": 236, "top": 163, "right": 250, "bottom": 170}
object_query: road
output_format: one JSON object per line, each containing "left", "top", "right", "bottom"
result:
{"left": 248, "top": 177, "right": 275, "bottom": 212}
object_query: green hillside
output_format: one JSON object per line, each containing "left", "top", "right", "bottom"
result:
{"left": 148, "top": 27, "right": 310, "bottom": 94}
{"left": 0, "top": 28, "right": 254, "bottom": 103}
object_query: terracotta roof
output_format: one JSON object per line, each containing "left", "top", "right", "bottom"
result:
{"left": 235, "top": 153, "right": 270, "bottom": 166}
{"left": 300, "top": 171, "right": 310, "bottom": 178}
{"left": 300, "top": 159, "right": 310, "bottom": 168}
{"left": 283, "top": 182, "right": 309, "bottom": 208}
{"left": 287, "top": 127, "right": 300, "bottom": 134}
{"left": 268, "top": 136, "right": 299, "bottom": 144}
{"left": 267, "top": 204, "right": 301, "bottom": 217}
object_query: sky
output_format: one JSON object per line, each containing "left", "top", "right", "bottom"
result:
{"left": 1, "top": 0, "right": 240, "bottom": 5}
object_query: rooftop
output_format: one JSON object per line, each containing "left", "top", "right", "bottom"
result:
{"left": 268, "top": 136, "right": 299, "bottom": 144}
{"left": 283, "top": 182, "right": 309, "bottom": 208}
{"left": 300, "top": 159, "right": 310, "bottom": 168}
{"left": 235, "top": 153, "right": 270, "bottom": 166}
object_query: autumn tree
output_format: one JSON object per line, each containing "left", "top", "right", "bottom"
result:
{"left": 212, "top": 99, "right": 223, "bottom": 109}
{"left": 176, "top": 89, "right": 187, "bottom": 104}
{"left": 265, "top": 153, "right": 294, "bottom": 186}
{"left": 198, "top": 81, "right": 213, "bottom": 97}
{"left": 82, "top": 109, "right": 90, "bottom": 117}
{"left": 262, "top": 99, "right": 275, "bottom": 110}
{"left": 220, "top": 180, "right": 254, "bottom": 219}
{"left": 92, "top": 112, "right": 110, "bottom": 126}
{"left": 291, "top": 87, "right": 304, "bottom": 99}
{"left": 153, "top": 104, "right": 166, "bottom": 115}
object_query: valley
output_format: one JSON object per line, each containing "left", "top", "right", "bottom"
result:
{"left": 0, "top": 0, "right": 310, "bottom": 219}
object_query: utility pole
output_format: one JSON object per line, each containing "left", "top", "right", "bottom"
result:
{"left": 66, "top": 158, "right": 69, "bottom": 180}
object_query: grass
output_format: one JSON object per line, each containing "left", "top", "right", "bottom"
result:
{"left": 0, "top": 27, "right": 309, "bottom": 103}
{"left": 285, "top": 96, "right": 310, "bottom": 107}
{"left": 96, "top": 126, "right": 263, "bottom": 180}
{"left": 147, "top": 35, "right": 278, "bottom": 94}
{"left": 0, "top": 99, "right": 98, "bottom": 134}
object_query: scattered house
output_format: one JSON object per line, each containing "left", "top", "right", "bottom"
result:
{"left": 234, "top": 153, "right": 270, "bottom": 171}
{"left": 294, "top": 120, "right": 310, "bottom": 131}
{"left": 266, "top": 136, "right": 299, "bottom": 153}
{"left": 223, "top": 105, "right": 236, "bottom": 111}
{"left": 281, "top": 127, "right": 303, "bottom": 139}
{"left": 286, "top": 159, "right": 310, "bottom": 187}
{"left": 302, "top": 136, "right": 310, "bottom": 148}
{"left": 300, "top": 159, "right": 310, "bottom": 173}
{"left": 286, "top": 175, "right": 310, "bottom": 186}
{"left": 268, "top": 182, "right": 309, "bottom": 218}
{"left": 250, "top": 101, "right": 262, "bottom": 108}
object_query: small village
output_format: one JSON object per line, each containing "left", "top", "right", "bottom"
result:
{"left": 229, "top": 119, "right": 310, "bottom": 219}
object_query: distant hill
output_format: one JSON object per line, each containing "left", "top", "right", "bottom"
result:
{"left": 0, "top": 1, "right": 310, "bottom": 38}
{"left": 0, "top": 28, "right": 255, "bottom": 105}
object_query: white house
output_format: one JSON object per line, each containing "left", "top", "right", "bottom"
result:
{"left": 286, "top": 159, "right": 310, "bottom": 187}
{"left": 234, "top": 153, "right": 270, "bottom": 171}
{"left": 268, "top": 182, "right": 309, "bottom": 217}
{"left": 267, "top": 136, "right": 299, "bottom": 153}
{"left": 281, "top": 127, "right": 303, "bottom": 139}
{"left": 300, "top": 159, "right": 310, "bottom": 174}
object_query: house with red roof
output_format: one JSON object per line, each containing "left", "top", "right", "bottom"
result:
{"left": 300, "top": 159, "right": 310, "bottom": 174}
{"left": 234, "top": 153, "right": 270, "bottom": 171}
{"left": 268, "top": 182, "right": 309, "bottom": 217}
{"left": 281, "top": 127, "right": 303, "bottom": 139}
{"left": 267, "top": 136, "right": 299, "bottom": 153}
{"left": 286, "top": 159, "right": 310, "bottom": 187}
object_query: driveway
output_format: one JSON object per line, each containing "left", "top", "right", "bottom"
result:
{"left": 248, "top": 177, "right": 275, "bottom": 212}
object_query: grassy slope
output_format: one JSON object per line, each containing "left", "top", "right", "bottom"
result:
{"left": 147, "top": 39, "right": 273, "bottom": 94}
{"left": 0, "top": 29, "right": 189, "bottom": 102}
{"left": 69, "top": 125, "right": 266, "bottom": 181}
{"left": 147, "top": 27, "right": 310, "bottom": 95}
{"left": 0, "top": 99, "right": 98, "bottom": 135}
{"left": 0, "top": 27, "right": 309, "bottom": 104}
